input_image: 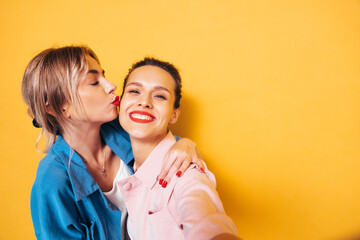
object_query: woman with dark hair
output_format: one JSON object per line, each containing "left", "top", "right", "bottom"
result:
{"left": 22, "top": 46, "right": 204, "bottom": 239}
{"left": 106, "top": 57, "right": 239, "bottom": 240}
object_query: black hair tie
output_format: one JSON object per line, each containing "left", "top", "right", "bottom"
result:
{"left": 32, "top": 118, "right": 42, "bottom": 128}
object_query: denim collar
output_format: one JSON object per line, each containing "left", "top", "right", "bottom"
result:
{"left": 51, "top": 122, "right": 134, "bottom": 201}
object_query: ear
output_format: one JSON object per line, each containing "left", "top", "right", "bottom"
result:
{"left": 61, "top": 103, "right": 71, "bottom": 118}
{"left": 45, "top": 102, "right": 55, "bottom": 116}
{"left": 46, "top": 102, "right": 71, "bottom": 118}
{"left": 169, "top": 107, "right": 180, "bottom": 124}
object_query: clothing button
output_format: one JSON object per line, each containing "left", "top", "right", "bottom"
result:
{"left": 122, "top": 183, "right": 132, "bottom": 191}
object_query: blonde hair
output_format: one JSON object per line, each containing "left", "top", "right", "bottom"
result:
{"left": 21, "top": 46, "right": 100, "bottom": 153}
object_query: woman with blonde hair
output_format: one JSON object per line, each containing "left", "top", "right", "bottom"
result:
{"left": 22, "top": 46, "right": 204, "bottom": 239}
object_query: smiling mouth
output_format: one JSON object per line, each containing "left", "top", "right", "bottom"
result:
{"left": 129, "top": 111, "right": 156, "bottom": 123}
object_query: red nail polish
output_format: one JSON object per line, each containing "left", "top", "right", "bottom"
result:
{"left": 162, "top": 181, "right": 168, "bottom": 188}
{"left": 200, "top": 167, "right": 204, "bottom": 172}
{"left": 176, "top": 171, "right": 182, "bottom": 177}
{"left": 159, "top": 179, "right": 163, "bottom": 185}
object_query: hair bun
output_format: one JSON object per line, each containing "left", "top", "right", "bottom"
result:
{"left": 32, "top": 118, "right": 42, "bottom": 128}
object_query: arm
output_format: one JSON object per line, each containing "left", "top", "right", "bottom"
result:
{"left": 174, "top": 168, "right": 239, "bottom": 240}
{"left": 104, "top": 120, "right": 204, "bottom": 180}
{"left": 158, "top": 137, "right": 205, "bottom": 185}
{"left": 210, "top": 233, "right": 242, "bottom": 240}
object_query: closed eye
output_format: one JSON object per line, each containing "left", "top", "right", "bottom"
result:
{"left": 91, "top": 81, "right": 99, "bottom": 86}
{"left": 155, "top": 94, "right": 167, "bottom": 100}
{"left": 129, "top": 89, "right": 140, "bottom": 94}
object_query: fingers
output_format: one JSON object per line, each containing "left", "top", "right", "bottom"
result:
{"left": 158, "top": 150, "right": 174, "bottom": 183}
{"left": 193, "top": 147, "right": 205, "bottom": 172}
{"left": 157, "top": 137, "right": 204, "bottom": 188}
{"left": 158, "top": 150, "right": 191, "bottom": 186}
{"left": 162, "top": 156, "right": 192, "bottom": 184}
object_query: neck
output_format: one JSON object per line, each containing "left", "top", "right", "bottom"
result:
{"left": 130, "top": 133, "right": 168, "bottom": 170}
{"left": 62, "top": 123, "right": 104, "bottom": 164}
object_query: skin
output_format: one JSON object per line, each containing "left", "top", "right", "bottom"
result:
{"left": 119, "top": 65, "right": 180, "bottom": 170}
{"left": 210, "top": 233, "right": 241, "bottom": 240}
{"left": 58, "top": 56, "right": 204, "bottom": 190}
{"left": 119, "top": 65, "right": 240, "bottom": 239}
{"left": 61, "top": 55, "right": 121, "bottom": 191}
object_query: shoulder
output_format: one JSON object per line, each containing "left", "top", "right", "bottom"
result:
{"left": 173, "top": 165, "right": 217, "bottom": 198}
{"left": 182, "top": 164, "right": 216, "bottom": 186}
{"left": 31, "top": 149, "right": 79, "bottom": 223}
{"left": 32, "top": 149, "right": 73, "bottom": 199}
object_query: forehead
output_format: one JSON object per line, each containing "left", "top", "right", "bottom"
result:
{"left": 127, "top": 65, "right": 175, "bottom": 89}
{"left": 86, "top": 55, "right": 101, "bottom": 68}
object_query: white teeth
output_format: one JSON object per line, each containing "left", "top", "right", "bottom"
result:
{"left": 131, "top": 113, "right": 154, "bottom": 121}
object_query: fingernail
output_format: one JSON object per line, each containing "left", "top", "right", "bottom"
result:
{"left": 159, "top": 179, "right": 163, "bottom": 185}
{"left": 176, "top": 171, "right": 182, "bottom": 177}
{"left": 162, "top": 181, "right": 168, "bottom": 188}
{"left": 200, "top": 167, "right": 205, "bottom": 172}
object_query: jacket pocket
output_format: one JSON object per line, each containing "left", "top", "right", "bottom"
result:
{"left": 72, "top": 219, "right": 96, "bottom": 240}
{"left": 147, "top": 207, "right": 183, "bottom": 239}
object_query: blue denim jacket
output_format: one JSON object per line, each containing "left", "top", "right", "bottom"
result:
{"left": 30, "top": 119, "right": 134, "bottom": 240}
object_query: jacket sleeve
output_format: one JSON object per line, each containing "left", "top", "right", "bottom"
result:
{"left": 173, "top": 167, "right": 238, "bottom": 240}
{"left": 30, "top": 160, "right": 94, "bottom": 240}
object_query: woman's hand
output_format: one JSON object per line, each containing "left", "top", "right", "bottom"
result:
{"left": 158, "top": 138, "right": 205, "bottom": 188}
{"left": 210, "top": 233, "right": 241, "bottom": 240}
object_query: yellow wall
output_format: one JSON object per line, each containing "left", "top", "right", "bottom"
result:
{"left": 1, "top": 0, "right": 359, "bottom": 239}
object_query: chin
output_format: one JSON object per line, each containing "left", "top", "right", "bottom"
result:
{"left": 106, "top": 111, "right": 119, "bottom": 121}
{"left": 127, "top": 130, "right": 150, "bottom": 140}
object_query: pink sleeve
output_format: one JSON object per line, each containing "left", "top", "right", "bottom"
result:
{"left": 173, "top": 167, "right": 238, "bottom": 240}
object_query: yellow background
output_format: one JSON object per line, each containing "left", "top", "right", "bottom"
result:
{"left": 1, "top": 0, "right": 359, "bottom": 239}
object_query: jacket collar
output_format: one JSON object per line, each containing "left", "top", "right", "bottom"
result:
{"left": 51, "top": 135, "right": 99, "bottom": 201}
{"left": 51, "top": 121, "right": 134, "bottom": 201}
{"left": 100, "top": 120, "right": 134, "bottom": 165}
{"left": 134, "top": 132, "right": 176, "bottom": 191}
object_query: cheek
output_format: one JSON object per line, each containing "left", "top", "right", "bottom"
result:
{"left": 80, "top": 94, "right": 99, "bottom": 107}
{"left": 119, "top": 101, "right": 127, "bottom": 117}
{"left": 163, "top": 105, "right": 176, "bottom": 120}
{"left": 119, "top": 96, "right": 136, "bottom": 112}
{"left": 78, "top": 97, "right": 93, "bottom": 114}
{"left": 119, "top": 99, "right": 125, "bottom": 110}
{"left": 119, "top": 102, "right": 129, "bottom": 125}
{"left": 157, "top": 109, "right": 175, "bottom": 127}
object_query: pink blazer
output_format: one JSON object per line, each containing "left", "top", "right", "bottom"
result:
{"left": 115, "top": 132, "right": 238, "bottom": 239}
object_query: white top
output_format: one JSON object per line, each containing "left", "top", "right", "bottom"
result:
{"left": 103, "top": 159, "right": 132, "bottom": 239}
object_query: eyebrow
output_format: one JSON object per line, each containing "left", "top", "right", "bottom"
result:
{"left": 88, "top": 69, "right": 105, "bottom": 75}
{"left": 127, "top": 82, "right": 170, "bottom": 93}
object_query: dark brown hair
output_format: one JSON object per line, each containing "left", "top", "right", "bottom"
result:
{"left": 122, "top": 57, "right": 182, "bottom": 109}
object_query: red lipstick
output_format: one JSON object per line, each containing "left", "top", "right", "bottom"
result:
{"left": 129, "top": 111, "right": 156, "bottom": 123}
{"left": 112, "top": 96, "right": 120, "bottom": 106}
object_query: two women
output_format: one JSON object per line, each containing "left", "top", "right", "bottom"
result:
{"left": 22, "top": 46, "right": 204, "bottom": 239}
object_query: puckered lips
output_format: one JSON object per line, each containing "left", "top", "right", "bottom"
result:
{"left": 111, "top": 96, "right": 120, "bottom": 106}
{"left": 129, "top": 110, "right": 156, "bottom": 123}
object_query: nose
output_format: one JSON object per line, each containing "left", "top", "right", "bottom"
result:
{"left": 102, "top": 78, "right": 117, "bottom": 94}
{"left": 138, "top": 94, "right": 152, "bottom": 108}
